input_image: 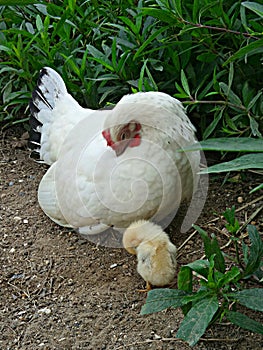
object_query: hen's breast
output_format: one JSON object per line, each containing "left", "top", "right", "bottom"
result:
{"left": 79, "top": 133, "right": 193, "bottom": 229}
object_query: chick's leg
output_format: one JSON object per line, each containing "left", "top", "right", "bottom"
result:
{"left": 137, "top": 281, "right": 152, "bottom": 293}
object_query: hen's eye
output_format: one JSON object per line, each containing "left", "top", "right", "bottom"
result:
{"left": 120, "top": 130, "right": 130, "bottom": 140}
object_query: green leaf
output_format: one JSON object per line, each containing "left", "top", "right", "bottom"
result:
{"left": 219, "top": 82, "right": 242, "bottom": 106}
{"left": 228, "top": 62, "right": 234, "bottom": 92}
{"left": 224, "top": 39, "right": 263, "bottom": 65}
{"left": 243, "top": 225, "right": 263, "bottom": 277}
{"left": 223, "top": 206, "right": 236, "bottom": 226}
{"left": 223, "top": 206, "right": 240, "bottom": 233}
{"left": 194, "top": 225, "right": 226, "bottom": 273}
{"left": 225, "top": 114, "right": 239, "bottom": 132}
{"left": 203, "top": 109, "right": 224, "bottom": 140}
{"left": 242, "top": 2, "right": 263, "bottom": 18}
{"left": 217, "top": 266, "right": 240, "bottom": 289}
{"left": 178, "top": 267, "right": 193, "bottom": 314}
{"left": 36, "top": 14, "right": 44, "bottom": 32}
{"left": 207, "top": 254, "right": 216, "bottom": 285}
{"left": 140, "top": 289, "right": 186, "bottom": 315}
{"left": 118, "top": 16, "right": 139, "bottom": 35}
{"left": 182, "top": 137, "right": 263, "bottom": 152}
{"left": 230, "top": 288, "right": 263, "bottom": 312}
{"left": 176, "top": 296, "right": 219, "bottom": 346}
{"left": 226, "top": 311, "right": 263, "bottom": 334}
{"left": 138, "top": 59, "right": 148, "bottom": 91}
{"left": 141, "top": 8, "right": 177, "bottom": 25}
{"left": 87, "top": 44, "right": 114, "bottom": 72}
{"left": 181, "top": 70, "right": 191, "bottom": 97}
{"left": 0, "top": 45, "right": 12, "bottom": 53}
{"left": 202, "top": 153, "right": 263, "bottom": 174}
{"left": 178, "top": 266, "right": 192, "bottom": 292}
{"left": 175, "top": 82, "right": 189, "bottom": 98}
{"left": 0, "top": 0, "right": 39, "bottom": 4}
{"left": 80, "top": 47, "right": 89, "bottom": 77}
{"left": 197, "top": 53, "right": 217, "bottom": 63}
{"left": 182, "top": 289, "right": 212, "bottom": 304}
{"left": 68, "top": 0, "right": 76, "bottom": 13}
{"left": 133, "top": 26, "right": 168, "bottom": 60}
{"left": 249, "top": 116, "right": 262, "bottom": 137}
{"left": 248, "top": 91, "right": 262, "bottom": 110}
{"left": 185, "top": 259, "right": 210, "bottom": 278}
{"left": 249, "top": 183, "right": 263, "bottom": 193}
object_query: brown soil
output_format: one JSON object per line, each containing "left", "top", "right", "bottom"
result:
{"left": 1, "top": 128, "right": 262, "bottom": 350}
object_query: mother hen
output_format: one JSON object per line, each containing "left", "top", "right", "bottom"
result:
{"left": 29, "top": 67, "right": 200, "bottom": 244}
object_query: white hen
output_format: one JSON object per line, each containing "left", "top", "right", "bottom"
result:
{"left": 29, "top": 67, "right": 200, "bottom": 241}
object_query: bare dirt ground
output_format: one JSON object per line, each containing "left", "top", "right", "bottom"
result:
{"left": 1, "top": 128, "right": 262, "bottom": 350}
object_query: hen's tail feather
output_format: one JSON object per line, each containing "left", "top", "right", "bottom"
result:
{"left": 28, "top": 67, "right": 68, "bottom": 163}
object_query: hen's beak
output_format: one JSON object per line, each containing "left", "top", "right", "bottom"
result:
{"left": 112, "top": 139, "right": 131, "bottom": 157}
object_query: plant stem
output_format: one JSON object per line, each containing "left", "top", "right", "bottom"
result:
{"left": 182, "top": 19, "right": 260, "bottom": 40}
{"left": 234, "top": 240, "right": 241, "bottom": 266}
{"left": 182, "top": 99, "right": 247, "bottom": 112}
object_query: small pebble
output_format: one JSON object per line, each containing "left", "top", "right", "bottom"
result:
{"left": 38, "top": 307, "right": 51, "bottom": 314}
{"left": 78, "top": 239, "right": 87, "bottom": 245}
{"left": 67, "top": 279, "right": 74, "bottom": 286}
{"left": 58, "top": 338, "right": 66, "bottom": 342}
{"left": 9, "top": 248, "right": 15, "bottom": 253}
{"left": 23, "top": 219, "right": 29, "bottom": 224}
{"left": 14, "top": 216, "right": 22, "bottom": 221}
{"left": 153, "top": 334, "right": 161, "bottom": 340}
{"left": 110, "top": 263, "right": 118, "bottom": 269}
{"left": 9, "top": 181, "right": 14, "bottom": 186}
{"left": 237, "top": 196, "right": 243, "bottom": 203}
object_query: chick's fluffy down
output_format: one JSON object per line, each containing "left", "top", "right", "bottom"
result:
{"left": 123, "top": 220, "right": 177, "bottom": 287}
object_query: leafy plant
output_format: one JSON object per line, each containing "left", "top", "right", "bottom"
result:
{"left": 183, "top": 137, "right": 263, "bottom": 193}
{"left": 141, "top": 224, "right": 263, "bottom": 346}
{"left": 0, "top": 0, "right": 262, "bottom": 140}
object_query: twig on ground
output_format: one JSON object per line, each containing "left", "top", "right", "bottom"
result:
{"left": 236, "top": 204, "right": 263, "bottom": 235}
{"left": 32, "top": 257, "right": 53, "bottom": 297}
{"left": 115, "top": 334, "right": 241, "bottom": 349}
{"left": 177, "top": 230, "right": 197, "bottom": 253}
{"left": 200, "top": 337, "right": 241, "bottom": 342}
{"left": 7, "top": 282, "right": 31, "bottom": 299}
{"left": 114, "top": 337, "right": 184, "bottom": 349}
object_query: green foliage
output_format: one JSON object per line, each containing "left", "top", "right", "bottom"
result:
{"left": 183, "top": 137, "right": 263, "bottom": 192}
{"left": 227, "top": 311, "right": 263, "bottom": 334}
{"left": 176, "top": 296, "right": 219, "bottom": 347}
{"left": 223, "top": 206, "right": 240, "bottom": 234}
{"left": 0, "top": 0, "right": 262, "bottom": 139}
{"left": 184, "top": 137, "right": 263, "bottom": 152}
{"left": 0, "top": 1, "right": 39, "bottom": 4}
{"left": 141, "top": 222, "right": 263, "bottom": 346}
{"left": 195, "top": 225, "right": 226, "bottom": 273}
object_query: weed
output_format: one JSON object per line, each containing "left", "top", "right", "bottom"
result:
{"left": 0, "top": 0, "right": 262, "bottom": 138}
{"left": 141, "top": 220, "right": 263, "bottom": 346}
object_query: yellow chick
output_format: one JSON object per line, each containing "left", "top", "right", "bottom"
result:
{"left": 123, "top": 220, "right": 177, "bottom": 291}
